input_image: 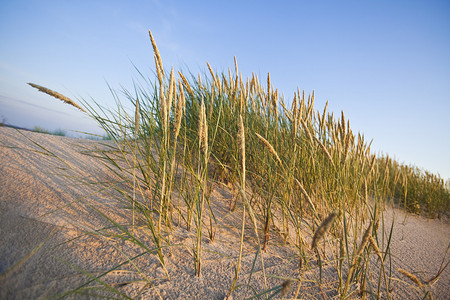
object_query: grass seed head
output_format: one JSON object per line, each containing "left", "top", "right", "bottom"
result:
{"left": 148, "top": 29, "right": 164, "bottom": 79}
{"left": 154, "top": 54, "right": 163, "bottom": 84}
{"left": 369, "top": 236, "right": 383, "bottom": 261}
{"left": 398, "top": 268, "right": 423, "bottom": 288}
{"left": 255, "top": 132, "right": 282, "bottom": 165}
{"left": 300, "top": 118, "right": 314, "bottom": 145}
{"left": 355, "top": 221, "right": 373, "bottom": 257}
{"left": 199, "top": 98, "right": 208, "bottom": 153}
{"left": 178, "top": 71, "right": 194, "bottom": 96}
{"left": 313, "top": 134, "right": 334, "bottom": 164}
{"left": 167, "top": 67, "right": 175, "bottom": 114}
{"left": 280, "top": 279, "right": 292, "bottom": 297}
{"left": 312, "top": 210, "right": 339, "bottom": 249}
{"left": 207, "top": 62, "right": 217, "bottom": 85}
{"left": 174, "top": 79, "right": 185, "bottom": 139}
{"left": 28, "top": 83, "right": 86, "bottom": 113}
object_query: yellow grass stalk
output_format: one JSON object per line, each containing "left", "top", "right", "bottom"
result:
{"left": 239, "top": 92, "right": 245, "bottom": 114}
{"left": 342, "top": 221, "right": 374, "bottom": 296}
{"left": 174, "top": 80, "right": 185, "bottom": 139}
{"left": 199, "top": 98, "right": 208, "bottom": 153}
{"left": 255, "top": 132, "right": 282, "bottom": 165}
{"left": 250, "top": 73, "right": 256, "bottom": 92}
{"left": 160, "top": 84, "right": 167, "bottom": 132}
{"left": 234, "top": 56, "right": 238, "bottom": 75}
{"left": 279, "top": 99, "right": 292, "bottom": 122}
{"left": 342, "top": 132, "right": 351, "bottom": 164}
{"left": 298, "top": 88, "right": 305, "bottom": 109}
{"left": 178, "top": 71, "right": 194, "bottom": 96}
{"left": 305, "top": 91, "right": 315, "bottom": 120}
{"left": 313, "top": 135, "right": 334, "bottom": 164}
{"left": 28, "top": 83, "right": 86, "bottom": 113}
{"left": 199, "top": 100, "right": 205, "bottom": 148}
{"left": 311, "top": 210, "right": 339, "bottom": 249}
{"left": 294, "top": 178, "right": 317, "bottom": 215}
{"left": 340, "top": 110, "right": 346, "bottom": 141}
{"left": 148, "top": 29, "right": 164, "bottom": 79}
{"left": 223, "top": 73, "right": 229, "bottom": 92}
{"left": 226, "top": 119, "right": 247, "bottom": 298}
{"left": 234, "top": 71, "right": 239, "bottom": 94}
{"left": 356, "top": 221, "right": 373, "bottom": 257}
{"left": 398, "top": 268, "right": 423, "bottom": 288}
{"left": 369, "top": 236, "right": 383, "bottom": 262}
{"left": 206, "top": 62, "right": 217, "bottom": 86}
{"left": 300, "top": 118, "right": 314, "bottom": 145}
{"left": 154, "top": 54, "right": 163, "bottom": 85}
{"left": 320, "top": 100, "right": 328, "bottom": 133}
{"left": 238, "top": 114, "right": 245, "bottom": 186}
{"left": 273, "top": 89, "right": 278, "bottom": 119}
{"left": 292, "top": 107, "right": 298, "bottom": 142}
{"left": 167, "top": 67, "right": 175, "bottom": 109}
{"left": 291, "top": 93, "right": 298, "bottom": 114}
{"left": 246, "top": 77, "right": 249, "bottom": 98}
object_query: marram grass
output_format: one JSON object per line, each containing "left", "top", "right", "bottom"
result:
{"left": 27, "top": 29, "right": 449, "bottom": 299}
{"left": 28, "top": 83, "right": 86, "bottom": 112}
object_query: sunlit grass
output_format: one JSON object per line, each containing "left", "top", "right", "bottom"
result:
{"left": 26, "top": 29, "right": 449, "bottom": 299}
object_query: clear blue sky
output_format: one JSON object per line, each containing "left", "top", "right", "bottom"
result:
{"left": 1, "top": 0, "right": 449, "bottom": 180}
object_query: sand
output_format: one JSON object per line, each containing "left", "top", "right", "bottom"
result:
{"left": 0, "top": 126, "right": 449, "bottom": 299}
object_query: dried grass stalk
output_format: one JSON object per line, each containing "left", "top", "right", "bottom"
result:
{"left": 355, "top": 221, "right": 373, "bottom": 257}
{"left": 160, "top": 84, "right": 167, "bottom": 130}
{"left": 313, "top": 134, "right": 334, "bottom": 164}
{"left": 398, "top": 268, "right": 423, "bottom": 288}
{"left": 154, "top": 54, "right": 163, "bottom": 84}
{"left": 148, "top": 29, "right": 164, "bottom": 79}
{"left": 174, "top": 80, "right": 185, "bottom": 139}
{"left": 167, "top": 67, "right": 175, "bottom": 116}
{"left": 255, "top": 132, "right": 282, "bottom": 165}
{"left": 294, "top": 178, "right": 317, "bottom": 215}
{"left": 369, "top": 236, "right": 383, "bottom": 262}
{"left": 178, "top": 71, "right": 194, "bottom": 96}
{"left": 238, "top": 114, "right": 245, "bottom": 184}
{"left": 28, "top": 83, "right": 86, "bottom": 113}
{"left": 312, "top": 210, "right": 339, "bottom": 249}
{"left": 199, "top": 98, "right": 208, "bottom": 153}
{"left": 207, "top": 62, "right": 217, "bottom": 86}
{"left": 320, "top": 100, "right": 328, "bottom": 133}
{"left": 300, "top": 118, "right": 314, "bottom": 145}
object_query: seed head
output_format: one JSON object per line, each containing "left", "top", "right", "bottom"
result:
{"left": 28, "top": 83, "right": 86, "bottom": 113}
{"left": 312, "top": 210, "right": 339, "bottom": 249}
{"left": 255, "top": 132, "right": 282, "bottom": 165}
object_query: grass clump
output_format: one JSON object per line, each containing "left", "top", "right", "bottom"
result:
{"left": 32, "top": 126, "right": 66, "bottom": 136}
{"left": 27, "top": 29, "right": 449, "bottom": 299}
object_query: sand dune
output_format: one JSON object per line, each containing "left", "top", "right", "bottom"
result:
{"left": 0, "top": 127, "right": 449, "bottom": 299}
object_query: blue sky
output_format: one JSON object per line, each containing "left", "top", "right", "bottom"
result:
{"left": 1, "top": 0, "right": 449, "bottom": 180}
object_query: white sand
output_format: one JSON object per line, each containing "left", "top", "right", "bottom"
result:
{"left": 0, "top": 126, "right": 449, "bottom": 299}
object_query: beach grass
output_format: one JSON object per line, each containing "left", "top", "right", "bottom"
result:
{"left": 26, "top": 29, "right": 449, "bottom": 299}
